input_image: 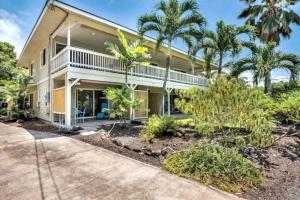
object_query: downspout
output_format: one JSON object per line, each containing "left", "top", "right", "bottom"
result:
{"left": 47, "top": 1, "right": 69, "bottom": 120}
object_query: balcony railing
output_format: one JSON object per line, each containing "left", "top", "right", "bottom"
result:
{"left": 50, "top": 46, "right": 207, "bottom": 86}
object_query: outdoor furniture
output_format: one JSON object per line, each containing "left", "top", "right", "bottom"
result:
{"left": 96, "top": 102, "right": 108, "bottom": 120}
{"left": 78, "top": 107, "right": 86, "bottom": 123}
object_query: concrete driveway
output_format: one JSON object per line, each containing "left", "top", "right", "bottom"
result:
{"left": 0, "top": 122, "right": 241, "bottom": 200}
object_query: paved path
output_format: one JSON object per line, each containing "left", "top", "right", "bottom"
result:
{"left": 0, "top": 122, "right": 241, "bottom": 200}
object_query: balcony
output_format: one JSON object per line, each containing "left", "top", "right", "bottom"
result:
{"left": 50, "top": 47, "right": 207, "bottom": 87}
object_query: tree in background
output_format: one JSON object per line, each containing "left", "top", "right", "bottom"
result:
{"left": 230, "top": 42, "right": 300, "bottom": 94}
{"left": 138, "top": 0, "right": 206, "bottom": 115}
{"left": 239, "top": 0, "right": 300, "bottom": 44}
{"left": 0, "top": 41, "right": 32, "bottom": 119}
{"left": 0, "top": 42, "right": 18, "bottom": 81}
{"left": 201, "top": 20, "right": 254, "bottom": 75}
{"left": 105, "top": 29, "right": 151, "bottom": 85}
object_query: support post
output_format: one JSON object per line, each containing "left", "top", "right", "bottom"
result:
{"left": 65, "top": 73, "right": 72, "bottom": 128}
{"left": 166, "top": 88, "right": 173, "bottom": 116}
{"left": 129, "top": 83, "right": 137, "bottom": 121}
{"left": 50, "top": 77, "right": 54, "bottom": 123}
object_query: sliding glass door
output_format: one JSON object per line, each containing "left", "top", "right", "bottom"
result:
{"left": 77, "top": 90, "right": 94, "bottom": 117}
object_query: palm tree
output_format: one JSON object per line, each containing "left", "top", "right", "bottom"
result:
{"left": 201, "top": 20, "right": 254, "bottom": 75}
{"left": 188, "top": 41, "right": 216, "bottom": 80}
{"left": 239, "top": 0, "right": 300, "bottom": 44}
{"left": 230, "top": 42, "right": 300, "bottom": 94}
{"left": 105, "top": 29, "right": 151, "bottom": 85}
{"left": 138, "top": 0, "right": 206, "bottom": 115}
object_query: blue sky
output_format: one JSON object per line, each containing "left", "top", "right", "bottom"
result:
{"left": 0, "top": 0, "right": 299, "bottom": 81}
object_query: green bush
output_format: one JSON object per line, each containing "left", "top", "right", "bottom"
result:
{"left": 141, "top": 115, "right": 178, "bottom": 141}
{"left": 271, "top": 81, "right": 300, "bottom": 99}
{"left": 275, "top": 91, "right": 300, "bottom": 124}
{"left": 176, "top": 77, "right": 275, "bottom": 147}
{"left": 176, "top": 118, "right": 194, "bottom": 127}
{"left": 163, "top": 143, "right": 262, "bottom": 192}
{"left": 218, "top": 136, "right": 247, "bottom": 150}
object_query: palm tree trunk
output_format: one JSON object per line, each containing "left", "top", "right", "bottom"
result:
{"left": 218, "top": 52, "right": 223, "bottom": 75}
{"left": 264, "top": 72, "right": 272, "bottom": 94}
{"left": 159, "top": 42, "right": 172, "bottom": 116}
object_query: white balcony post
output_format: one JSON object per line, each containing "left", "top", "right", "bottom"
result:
{"left": 67, "top": 22, "right": 71, "bottom": 68}
{"left": 166, "top": 88, "right": 173, "bottom": 116}
{"left": 65, "top": 73, "right": 72, "bottom": 128}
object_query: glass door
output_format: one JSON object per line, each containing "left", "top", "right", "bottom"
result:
{"left": 77, "top": 90, "right": 94, "bottom": 117}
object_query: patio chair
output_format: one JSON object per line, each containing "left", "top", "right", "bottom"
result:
{"left": 78, "top": 107, "right": 86, "bottom": 123}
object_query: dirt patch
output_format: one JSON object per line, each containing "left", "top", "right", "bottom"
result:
{"left": 241, "top": 136, "right": 300, "bottom": 200}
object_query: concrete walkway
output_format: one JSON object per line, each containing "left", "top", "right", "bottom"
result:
{"left": 0, "top": 122, "right": 241, "bottom": 200}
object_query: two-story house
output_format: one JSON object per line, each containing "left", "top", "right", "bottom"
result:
{"left": 18, "top": 0, "right": 208, "bottom": 128}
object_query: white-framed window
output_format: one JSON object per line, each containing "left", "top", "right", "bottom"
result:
{"left": 55, "top": 42, "right": 67, "bottom": 55}
{"left": 40, "top": 48, "right": 47, "bottom": 68}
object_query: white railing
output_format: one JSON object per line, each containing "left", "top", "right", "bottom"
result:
{"left": 51, "top": 47, "right": 207, "bottom": 86}
{"left": 50, "top": 47, "right": 69, "bottom": 73}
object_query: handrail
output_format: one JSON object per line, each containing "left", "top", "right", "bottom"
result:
{"left": 51, "top": 46, "right": 207, "bottom": 86}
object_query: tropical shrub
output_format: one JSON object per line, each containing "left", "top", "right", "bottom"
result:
{"left": 141, "top": 115, "right": 178, "bottom": 142}
{"left": 163, "top": 143, "right": 262, "bottom": 192}
{"left": 105, "top": 87, "right": 140, "bottom": 123}
{"left": 176, "top": 118, "right": 194, "bottom": 127}
{"left": 271, "top": 81, "right": 300, "bottom": 99}
{"left": 275, "top": 91, "right": 300, "bottom": 124}
{"left": 176, "top": 77, "right": 275, "bottom": 147}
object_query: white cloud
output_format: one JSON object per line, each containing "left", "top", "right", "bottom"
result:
{"left": 0, "top": 9, "right": 23, "bottom": 57}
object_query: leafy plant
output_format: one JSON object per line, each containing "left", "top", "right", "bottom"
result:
{"left": 105, "top": 87, "right": 140, "bottom": 123}
{"left": 239, "top": 0, "right": 300, "bottom": 44}
{"left": 271, "top": 81, "right": 300, "bottom": 99}
{"left": 176, "top": 77, "right": 275, "bottom": 147}
{"left": 275, "top": 91, "right": 300, "bottom": 124}
{"left": 163, "top": 143, "right": 262, "bottom": 192}
{"left": 138, "top": 0, "right": 206, "bottom": 114}
{"left": 105, "top": 29, "right": 151, "bottom": 85}
{"left": 141, "top": 115, "right": 178, "bottom": 142}
{"left": 230, "top": 42, "right": 300, "bottom": 94}
{"left": 176, "top": 118, "right": 194, "bottom": 127}
{"left": 201, "top": 20, "right": 254, "bottom": 74}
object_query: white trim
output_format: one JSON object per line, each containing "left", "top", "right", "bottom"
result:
{"left": 17, "top": 1, "right": 49, "bottom": 62}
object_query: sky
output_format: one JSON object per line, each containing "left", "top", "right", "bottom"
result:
{"left": 0, "top": 0, "right": 300, "bottom": 82}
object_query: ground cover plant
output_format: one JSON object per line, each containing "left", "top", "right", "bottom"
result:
{"left": 140, "top": 115, "right": 178, "bottom": 142}
{"left": 163, "top": 142, "right": 262, "bottom": 192}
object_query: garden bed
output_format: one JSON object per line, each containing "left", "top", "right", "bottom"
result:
{"left": 5, "top": 119, "right": 300, "bottom": 199}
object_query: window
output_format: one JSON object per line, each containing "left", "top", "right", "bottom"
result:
{"left": 55, "top": 43, "right": 66, "bottom": 54}
{"left": 40, "top": 48, "right": 46, "bottom": 67}
{"left": 29, "top": 63, "right": 34, "bottom": 76}
{"left": 29, "top": 93, "right": 33, "bottom": 109}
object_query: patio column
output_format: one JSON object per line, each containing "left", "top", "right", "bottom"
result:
{"left": 65, "top": 73, "right": 72, "bottom": 127}
{"left": 129, "top": 84, "right": 137, "bottom": 120}
{"left": 166, "top": 88, "right": 173, "bottom": 116}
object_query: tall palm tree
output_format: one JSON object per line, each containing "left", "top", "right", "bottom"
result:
{"left": 239, "top": 0, "right": 300, "bottom": 44}
{"left": 188, "top": 41, "right": 216, "bottom": 79}
{"left": 138, "top": 0, "right": 206, "bottom": 115}
{"left": 201, "top": 20, "right": 254, "bottom": 75}
{"left": 230, "top": 42, "right": 300, "bottom": 94}
{"left": 105, "top": 29, "right": 151, "bottom": 85}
